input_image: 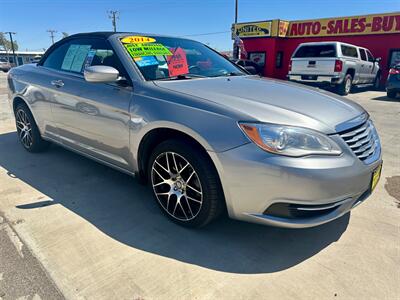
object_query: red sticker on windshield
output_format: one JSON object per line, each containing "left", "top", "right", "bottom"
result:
{"left": 167, "top": 47, "right": 189, "bottom": 77}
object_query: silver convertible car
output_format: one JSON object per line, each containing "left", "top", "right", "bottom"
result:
{"left": 7, "top": 32, "right": 382, "bottom": 228}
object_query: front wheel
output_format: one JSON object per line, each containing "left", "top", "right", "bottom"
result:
{"left": 148, "top": 139, "right": 224, "bottom": 228}
{"left": 337, "top": 74, "right": 352, "bottom": 96}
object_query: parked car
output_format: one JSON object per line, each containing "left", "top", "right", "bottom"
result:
{"left": 288, "top": 42, "right": 381, "bottom": 95}
{"left": 230, "top": 59, "right": 263, "bottom": 75}
{"left": 0, "top": 58, "right": 12, "bottom": 72}
{"left": 7, "top": 32, "right": 382, "bottom": 228}
{"left": 386, "top": 64, "right": 400, "bottom": 99}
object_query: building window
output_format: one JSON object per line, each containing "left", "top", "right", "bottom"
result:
{"left": 388, "top": 49, "right": 400, "bottom": 68}
{"left": 276, "top": 51, "right": 283, "bottom": 68}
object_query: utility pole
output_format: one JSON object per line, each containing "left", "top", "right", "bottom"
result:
{"left": 108, "top": 10, "right": 119, "bottom": 32}
{"left": 4, "top": 32, "right": 17, "bottom": 66}
{"left": 233, "top": 0, "right": 239, "bottom": 59}
{"left": 47, "top": 30, "right": 57, "bottom": 45}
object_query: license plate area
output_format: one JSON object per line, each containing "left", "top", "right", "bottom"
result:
{"left": 301, "top": 75, "right": 317, "bottom": 80}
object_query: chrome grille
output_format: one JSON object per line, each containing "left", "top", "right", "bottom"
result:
{"left": 339, "top": 120, "right": 380, "bottom": 162}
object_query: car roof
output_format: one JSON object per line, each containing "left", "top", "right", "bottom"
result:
{"left": 64, "top": 31, "right": 187, "bottom": 41}
{"left": 297, "top": 41, "right": 360, "bottom": 48}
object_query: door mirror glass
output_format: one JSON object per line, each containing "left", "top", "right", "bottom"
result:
{"left": 375, "top": 57, "right": 382, "bottom": 63}
{"left": 84, "top": 65, "right": 119, "bottom": 83}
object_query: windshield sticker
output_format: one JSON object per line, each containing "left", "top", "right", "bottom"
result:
{"left": 83, "top": 49, "right": 97, "bottom": 69}
{"left": 134, "top": 56, "right": 159, "bottom": 67}
{"left": 71, "top": 45, "right": 92, "bottom": 72}
{"left": 61, "top": 44, "right": 91, "bottom": 72}
{"left": 124, "top": 43, "right": 172, "bottom": 58}
{"left": 61, "top": 44, "right": 79, "bottom": 71}
{"left": 121, "top": 36, "right": 156, "bottom": 44}
{"left": 167, "top": 47, "right": 189, "bottom": 77}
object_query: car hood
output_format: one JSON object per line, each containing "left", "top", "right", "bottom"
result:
{"left": 154, "top": 76, "right": 365, "bottom": 133}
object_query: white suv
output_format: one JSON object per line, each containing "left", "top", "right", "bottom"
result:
{"left": 288, "top": 42, "right": 381, "bottom": 95}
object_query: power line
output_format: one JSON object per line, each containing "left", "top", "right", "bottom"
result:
{"left": 47, "top": 29, "right": 57, "bottom": 45}
{"left": 108, "top": 10, "right": 119, "bottom": 32}
{"left": 181, "top": 31, "right": 230, "bottom": 37}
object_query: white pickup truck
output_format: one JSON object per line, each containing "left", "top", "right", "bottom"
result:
{"left": 288, "top": 42, "right": 381, "bottom": 95}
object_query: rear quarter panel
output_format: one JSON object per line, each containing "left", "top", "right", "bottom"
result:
{"left": 8, "top": 65, "right": 55, "bottom": 136}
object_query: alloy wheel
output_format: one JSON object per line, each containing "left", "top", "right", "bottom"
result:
{"left": 16, "top": 109, "right": 33, "bottom": 149}
{"left": 345, "top": 78, "right": 351, "bottom": 94}
{"left": 151, "top": 152, "right": 203, "bottom": 221}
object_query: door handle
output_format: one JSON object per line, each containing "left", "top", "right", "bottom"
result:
{"left": 51, "top": 80, "right": 64, "bottom": 88}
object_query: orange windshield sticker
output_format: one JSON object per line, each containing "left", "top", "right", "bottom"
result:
{"left": 167, "top": 47, "right": 189, "bottom": 77}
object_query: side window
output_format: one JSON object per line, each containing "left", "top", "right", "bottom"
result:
{"left": 359, "top": 49, "right": 367, "bottom": 61}
{"left": 341, "top": 45, "right": 358, "bottom": 58}
{"left": 366, "top": 50, "right": 374, "bottom": 62}
{"left": 42, "top": 42, "right": 71, "bottom": 70}
{"left": 42, "top": 38, "right": 128, "bottom": 78}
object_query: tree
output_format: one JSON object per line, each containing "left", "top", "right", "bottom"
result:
{"left": 0, "top": 33, "right": 18, "bottom": 51}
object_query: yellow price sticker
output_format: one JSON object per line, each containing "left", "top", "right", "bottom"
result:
{"left": 121, "top": 36, "right": 156, "bottom": 44}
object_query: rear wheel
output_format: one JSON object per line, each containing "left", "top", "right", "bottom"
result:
{"left": 15, "top": 103, "right": 50, "bottom": 152}
{"left": 148, "top": 139, "right": 224, "bottom": 228}
{"left": 337, "top": 74, "right": 352, "bottom": 96}
{"left": 387, "top": 91, "right": 397, "bottom": 99}
{"left": 373, "top": 73, "right": 381, "bottom": 90}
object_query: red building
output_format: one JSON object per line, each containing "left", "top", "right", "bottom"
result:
{"left": 233, "top": 12, "right": 400, "bottom": 84}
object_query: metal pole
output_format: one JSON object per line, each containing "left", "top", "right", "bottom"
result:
{"left": 108, "top": 11, "right": 119, "bottom": 32}
{"left": 47, "top": 30, "right": 57, "bottom": 45}
{"left": 233, "top": 0, "right": 239, "bottom": 59}
{"left": 5, "top": 32, "right": 17, "bottom": 66}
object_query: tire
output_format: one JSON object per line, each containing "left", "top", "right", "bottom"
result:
{"left": 337, "top": 74, "right": 352, "bottom": 96}
{"left": 373, "top": 73, "right": 381, "bottom": 90}
{"left": 387, "top": 91, "right": 397, "bottom": 99}
{"left": 15, "top": 103, "right": 50, "bottom": 152}
{"left": 148, "top": 139, "right": 224, "bottom": 228}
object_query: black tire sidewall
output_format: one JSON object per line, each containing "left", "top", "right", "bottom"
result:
{"left": 387, "top": 91, "right": 397, "bottom": 99}
{"left": 147, "top": 139, "right": 223, "bottom": 228}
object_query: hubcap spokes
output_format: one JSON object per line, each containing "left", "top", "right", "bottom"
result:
{"left": 16, "top": 110, "right": 33, "bottom": 148}
{"left": 345, "top": 79, "right": 351, "bottom": 93}
{"left": 151, "top": 152, "right": 203, "bottom": 221}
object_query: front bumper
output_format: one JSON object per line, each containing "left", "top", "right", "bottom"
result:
{"left": 210, "top": 135, "right": 382, "bottom": 228}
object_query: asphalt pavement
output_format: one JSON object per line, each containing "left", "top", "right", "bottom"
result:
{"left": 0, "top": 72, "right": 399, "bottom": 299}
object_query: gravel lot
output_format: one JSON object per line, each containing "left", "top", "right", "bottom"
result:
{"left": 0, "top": 71, "right": 399, "bottom": 299}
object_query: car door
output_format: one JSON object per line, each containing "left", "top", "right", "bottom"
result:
{"left": 358, "top": 48, "right": 369, "bottom": 84}
{"left": 366, "top": 50, "right": 377, "bottom": 83}
{"left": 41, "top": 37, "right": 133, "bottom": 170}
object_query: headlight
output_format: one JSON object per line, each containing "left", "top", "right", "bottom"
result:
{"left": 239, "top": 122, "right": 342, "bottom": 157}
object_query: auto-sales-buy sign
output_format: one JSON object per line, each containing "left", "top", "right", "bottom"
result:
{"left": 287, "top": 12, "right": 400, "bottom": 37}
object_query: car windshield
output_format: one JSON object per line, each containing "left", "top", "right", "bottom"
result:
{"left": 294, "top": 45, "right": 336, "bottom": 58}
{"left": 120, "top": 35, "right": 245, "bottom": 81}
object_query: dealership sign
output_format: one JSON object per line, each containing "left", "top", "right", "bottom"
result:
{"left": 233, "top": 21, "right": 272, "bottom": 38}
{"left": 286, "top": 12, "right": 400, "bottom": 37}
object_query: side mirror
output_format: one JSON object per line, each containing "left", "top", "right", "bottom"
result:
{"left": 84, "top": 65, "right": 119, "bottom": 83}
{"left": 375, "top": 57, "right": 382, "bottom": 63}
{"left": 243, "top": 65, "right": 258, "bottom": 75}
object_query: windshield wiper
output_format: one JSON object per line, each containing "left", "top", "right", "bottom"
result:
{"left": 157, "top": 74, "right": 207, "bottom": 81}
{"left": 210, "top": 72, "right": 245, "bottom": 78}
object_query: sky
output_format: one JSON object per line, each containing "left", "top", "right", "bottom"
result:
{"left": 1, "top": 0, "right": 399, "bottom": 52}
